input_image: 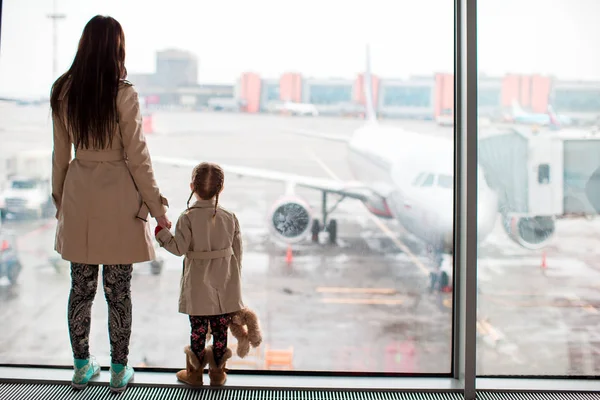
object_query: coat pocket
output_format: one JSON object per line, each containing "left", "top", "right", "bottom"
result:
{"left": 136, "top": 202, "right": 150, "bottom": 222}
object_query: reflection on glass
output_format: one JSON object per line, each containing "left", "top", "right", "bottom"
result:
{"left": 477, "top": 0, "right": 600, "bottom": 376}
{"left": 0, "top": 0, "right": 456, "bottom": 373}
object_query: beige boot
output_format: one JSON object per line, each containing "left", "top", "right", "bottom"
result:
{"left": 176, "top": 346, "right": 206, "bottom": 387}
{"left": 206, "top": 346, "right": 232, "bottom": 386}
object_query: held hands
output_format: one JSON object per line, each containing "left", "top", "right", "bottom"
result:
{"left": 155, "top": 214, "right": 172, "bottom": 230}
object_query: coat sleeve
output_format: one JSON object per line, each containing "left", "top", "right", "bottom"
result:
{"left": 232, "top": 213, "right": 243, "bottom": 271}
{"left": 118, "top": 84, "right": 167, "bottom": 218}
{"left": 51, "top": 114, "right": 72, "bottom": 217}
{"left": 156, "top": 214, "right": 192, "bottom": 257}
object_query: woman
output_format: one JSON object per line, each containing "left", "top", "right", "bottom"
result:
{"left": 50, "top": 15, "right": 171, "bottom": 393}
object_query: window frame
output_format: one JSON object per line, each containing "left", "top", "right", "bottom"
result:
{"left": 2, "top": 1, "right": 600, "bottom": 399}
{"left": 452, "top": 0, "right": 477, "bottom": 397}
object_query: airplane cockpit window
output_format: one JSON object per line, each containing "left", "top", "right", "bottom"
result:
{"left": 412, "top": 172, "right": 426, "bottom": 186}
{"left": 437, "top": 174, "right": 453, "bottom": 189}
{"left": 421, "top": 173, "right": 435, "bottom": 187}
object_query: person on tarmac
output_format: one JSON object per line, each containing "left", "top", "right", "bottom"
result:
{"left": 154, "top": 162, "right": 244, "bottom": 387}
{"left": 50, "top": 15, "right": 171, "bottom": 394}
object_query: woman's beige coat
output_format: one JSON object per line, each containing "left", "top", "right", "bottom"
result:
{"left": 156, "top": 199, "right": 244, "bottom": 316}
{"left": 52, "top": 81, "right": 168, "bottom": 265}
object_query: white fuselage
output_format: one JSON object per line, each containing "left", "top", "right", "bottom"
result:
{"left": 346, "top": 121, "right": 498, "bottom": 252}
{"left": 277, "top": 101, "right": 319, "bottom": 116}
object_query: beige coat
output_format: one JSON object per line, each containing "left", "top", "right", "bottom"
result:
{"left": 156, "top": 199, "right": 244, "bottom": 316}
{"left": 52, "top": 81, "right": 168, "bottom": 265}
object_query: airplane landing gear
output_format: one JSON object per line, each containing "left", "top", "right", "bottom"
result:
{"left": 327, "top": 219, "right": 337, "bottom": 244}
{"left": 311, "top": 219, "right": 320, "bottom": 243}
{"left": 311, "top": 192, "right": 344, "bottom": 245}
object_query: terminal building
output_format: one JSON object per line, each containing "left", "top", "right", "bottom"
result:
{"left": 552, "top": 79, "right": 600, "bottom": 124}
{"left": 128, "top": 49, "right": 234, "bottom": 109}
{"left": 126, "top": 49, "right": 600, "bottom": 122}
{"left": 378, "top": 76, "right": 435, "bottom": 119}
{"left": 236, "top": 71, "right": 600, "bottom": 123}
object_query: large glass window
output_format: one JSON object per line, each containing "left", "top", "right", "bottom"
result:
{"left": 477, "top": 0, "right": 600, "bottom": 376}
{"left": 308, "top": 85, "right": 352, "bottom": 105}
{"left": 553, "top": 89, "right": 600, "bottom": 113}
{"left": 478, "top": 87, "right": 501, "bottom": 108}
{"left": 0, "top": 0, "right": 454, "bottom": 374}
{"left": 383, "top": 86, "right": 432, "bottom": 107}
{"left": 265, "top": 84, "right": 280, "bottom": 102}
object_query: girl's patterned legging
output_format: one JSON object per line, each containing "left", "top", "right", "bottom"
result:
{"left": 189, "top": 314, "right": 232, "bottom": 366}
{"left": 68, "top": 263, "right": 133, "bottom": 365}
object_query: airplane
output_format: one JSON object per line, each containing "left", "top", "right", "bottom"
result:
{"left": 272, "top": 100, "right": 319, "bottom": 117}
{"left": 152, "top": 46, "right": 500, "bottom": 259}
{"left": 510, "top": 100, "right": 571, "bottom": 127}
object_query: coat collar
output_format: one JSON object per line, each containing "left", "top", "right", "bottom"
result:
{"left": 190, "top": 198, "right": 216, "bottom": 209}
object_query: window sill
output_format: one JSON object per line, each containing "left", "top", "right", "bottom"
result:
{"left": 0, "top": 366, "right": 461, "bottom": 391}
{"left": 3, "top": 367, "right": 600, "bottom": 392}
{"left": 477, "top": 377, "right": 600, "bottom": 392}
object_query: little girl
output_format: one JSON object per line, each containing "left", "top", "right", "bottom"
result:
{"left": 155, "top": 162, "right": 243, "bottom": 387}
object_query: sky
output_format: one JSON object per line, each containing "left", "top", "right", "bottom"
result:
{"left": 0, "top": 0, "right": 599, "bottom": 98}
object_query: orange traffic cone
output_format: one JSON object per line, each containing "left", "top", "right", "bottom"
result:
{"left": 286, "top": 245, "right": 293, "bottom": 264}
{"left": 541, "top": 250, "right": 547, "bottom": 270}
{"left": 143, "top": 114, "right": 154, "bottom": 134}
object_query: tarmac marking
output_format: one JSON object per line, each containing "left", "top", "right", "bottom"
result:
{"left": 571, "top": 294, "right": 599, "bottom": 314}
{"left": 307, "top": 147, "right": 497, "bottom": 340}
{"left": 482, "top": 295, "right": 600, "bottom": 312}
{"left": 15, "top": 220, "right": 55, "bottom": 248}
{"left": 317, "top": 287, "right": 397, "bottom": 295}
{"left": 305, "top": 148, "right": 430, "bottom": 276}
{"left": 476, "top": 320, "right": 489, "bottom": 336}
{"left": 321, "top": 297, "right": 404, "bottom": 305}
{"left": 584, "top": 305, "right": 599, "bottom": 314}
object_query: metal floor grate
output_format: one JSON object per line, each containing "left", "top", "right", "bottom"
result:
{"left": 2, "top": 384, "right": 600, "bottom": 400}
{"left": 0, "top": 383, "right": 462, "bottom": 400}
{"left": 477, "top": 393, "right": 600, "bottom": 400}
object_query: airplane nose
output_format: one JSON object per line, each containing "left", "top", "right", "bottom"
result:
{"left": 477, "top": 190, "right": 498, "bottom": 242}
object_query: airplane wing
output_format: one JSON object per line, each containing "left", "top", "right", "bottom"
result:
{"left": 279, "top": 128, "right": 351, "bottom": 143}
{"left": 152, "top": 156, "right": 373, "bottom": 201}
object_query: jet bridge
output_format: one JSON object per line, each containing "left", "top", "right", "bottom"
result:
{"left": 478, "top": 125, "right": 600, "bottom": 249}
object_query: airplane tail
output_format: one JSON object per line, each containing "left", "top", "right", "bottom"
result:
{"left": 363, "top": 45, "right": 377, "bottom": 122}
{"left": 511, "top": 99, "right": 524, "bottom": 117}
{"left": 547, "top": 104, "right": 561, "bottom": 129}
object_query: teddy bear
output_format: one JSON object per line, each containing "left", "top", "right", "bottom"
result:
{"left": 206, "top": 307, "right": 262, "bottom": 358}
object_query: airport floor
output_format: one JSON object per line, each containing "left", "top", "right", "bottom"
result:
{"left": 0, "top": 105, "right": 599, "bottom": 375}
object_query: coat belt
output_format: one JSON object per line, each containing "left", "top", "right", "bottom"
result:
{"left": 186, "top": 247, "right": 234, "bottom": 260}
{"left": 75, "top": 149, "right": 125, "bottom": 162}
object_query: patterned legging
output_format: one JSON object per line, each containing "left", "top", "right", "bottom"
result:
{"left": 190, "top": 314, "right": 232, "bottom": 366}
{"left": 68, "top": 263, "right": 133, "bottom": 365}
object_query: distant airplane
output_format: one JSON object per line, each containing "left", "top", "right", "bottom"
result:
{"left": 274, "top": 101, "right": 319, "bottom": 117}
{"left": 510, "top": 100, "right": 571, "bottom": 128}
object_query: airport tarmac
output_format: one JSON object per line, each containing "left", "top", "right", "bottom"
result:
{"left": 0, "top": 103, "right": 599, "bottom": 376}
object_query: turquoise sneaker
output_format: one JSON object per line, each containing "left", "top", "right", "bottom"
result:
{"left": 71, "top": 356, "right": 100, "bottom": 390}
{"left": 109, "top": 363, "right": 135, "bottom": 393}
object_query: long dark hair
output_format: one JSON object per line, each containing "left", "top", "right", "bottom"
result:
{"left": 50, "top": 15, "right": 127, "bottom": 150}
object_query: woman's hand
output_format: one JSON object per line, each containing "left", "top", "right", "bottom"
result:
{"left": 155, "top": 214, "right": 172, "bottom": 230}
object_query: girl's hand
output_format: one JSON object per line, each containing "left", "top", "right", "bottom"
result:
{"left": 155, "top": 214, "right": 172, "bottom": 229}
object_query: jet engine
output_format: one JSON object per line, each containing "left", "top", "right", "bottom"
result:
{"left": 501, "top": 214, "right": 556, "bottom": 250}
{"left": 268, "top": 195, "right": 313, "bottom": 244}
